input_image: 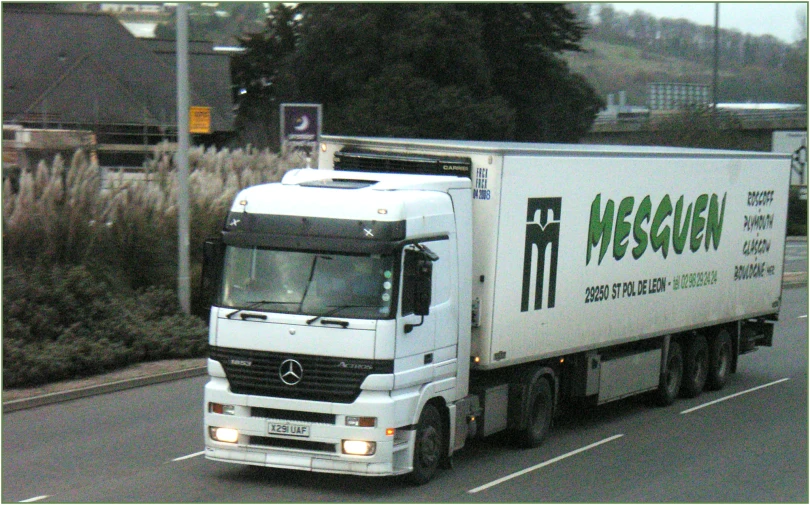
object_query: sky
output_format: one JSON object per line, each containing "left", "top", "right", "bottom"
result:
{"left": 608, "top": 2, "right": 807, "bottom": 44}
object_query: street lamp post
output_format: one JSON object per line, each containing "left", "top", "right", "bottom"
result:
{"left": 712, "top": 3, "right": 720, "bottom": 124}
{"left": 176, "top": 3, "right": 191, "bottom": 314}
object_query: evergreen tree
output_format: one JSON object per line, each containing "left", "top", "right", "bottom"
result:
{"left": 233, "top": 3, "right": 603, "bottom": 145}
{"left": 230, "top": 4, "right": 299, "bottom": 147}
{"left": 458, "top": 4, "right": 604, "bottom": 141}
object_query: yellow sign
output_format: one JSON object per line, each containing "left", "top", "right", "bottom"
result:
{"left": 189, "top": 106, "right": 211, "bottom": 134}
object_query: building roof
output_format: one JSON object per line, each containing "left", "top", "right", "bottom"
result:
{"left": 2, "top": 9, "right": 234, "bottom": 132}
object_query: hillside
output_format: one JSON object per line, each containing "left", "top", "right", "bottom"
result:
{"left": 563, "top": 31, "right": 807, "bottom": 109}
{"left": 563, "top": 39, "right": 706, "bottom": 106}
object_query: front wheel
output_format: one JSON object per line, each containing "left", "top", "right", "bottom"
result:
{"left": 407, "top": 403, "right": 443, "bottom": 485}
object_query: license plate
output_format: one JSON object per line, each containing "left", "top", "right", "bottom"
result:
{"left": 268, "top": 422, "right": 310, "bottom": 438}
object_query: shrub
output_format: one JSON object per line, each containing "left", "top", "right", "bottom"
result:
{"left": 2, "top": 263, "right": 209, "bottom": 388}
{"left": 2, "top": 144, "right": 307, "bottom": 387}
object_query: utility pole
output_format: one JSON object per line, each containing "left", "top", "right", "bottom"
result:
{"left": 176, "top": 3, "right": 191, "bottom": 314}
{"left": 712, "top": 3, "right": 720, "bottom": 125}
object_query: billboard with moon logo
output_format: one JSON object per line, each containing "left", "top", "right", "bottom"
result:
{"left": 280, "top": 103, "right": 322, "bottom": 150}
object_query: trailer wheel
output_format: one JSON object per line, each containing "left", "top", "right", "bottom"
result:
{"left": 407, "top": 403, "right": 443, "bottom": 485}
{"left": 706, "top": 329, "right": 732, "bottom": 391}
{"left": 680, "top": 334, "right": 708, "bottom": 398}
{"left": 655, "top": 340, "right": 683, "bottom": 406}
{"left": 515, "top": 376, "right": 553, "bottom": 448}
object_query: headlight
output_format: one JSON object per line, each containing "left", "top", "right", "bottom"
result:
{"left": 342, "top": 440, "right": 376, "bottom": 456}
{"left": 209, "top": 426, "right": 239, "bottom": 443}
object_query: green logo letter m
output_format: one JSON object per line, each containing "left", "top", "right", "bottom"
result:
{"left": 587, "top": 194, "right": 614, "bottom": 265}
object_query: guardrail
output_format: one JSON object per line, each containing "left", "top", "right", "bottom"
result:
{"left": 592, "top": 109, "right": 807, "bottom": 131}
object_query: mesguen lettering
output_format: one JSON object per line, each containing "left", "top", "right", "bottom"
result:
{"left": 587, "top": 192, "right": 726, "bottom": 265}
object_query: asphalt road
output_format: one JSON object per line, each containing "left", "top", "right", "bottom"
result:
{"left": 3, "top": 283, "right": 806, "bottom": 503}
{"left": 785, "top": 237, "right": 808, "bottom": 277}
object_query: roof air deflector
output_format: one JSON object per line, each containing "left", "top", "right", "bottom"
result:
{"left": 298, "top": 179, "right": 376, "bottom": 189}
{"left": 334, "top": 148, "right": 472, "bottom": 177}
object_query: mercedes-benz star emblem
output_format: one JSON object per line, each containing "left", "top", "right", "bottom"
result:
{"left": 279, "top": 359, "right": 303, "bottom": 386}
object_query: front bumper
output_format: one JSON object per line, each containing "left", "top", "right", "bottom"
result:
{"left": 204, "top": 377, "right": 416, "bottom": 477}
{"left": 205, "top": 444, "right": 411, "bottom": 476}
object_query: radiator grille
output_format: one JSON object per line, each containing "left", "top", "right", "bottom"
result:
{"left": 249, "top": 436, "right": 337, "bottom": 453}
{"left": 251, "top": 407, "right": 336, "bottom": 424}
{"left": 210, "top": 346, "right": 393, "bottom": 404}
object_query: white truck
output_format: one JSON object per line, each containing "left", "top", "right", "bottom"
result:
{"left": 202, "top": 137, "right": 790, "bottom": 484}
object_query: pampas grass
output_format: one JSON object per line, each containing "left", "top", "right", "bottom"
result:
{"left": 2, "top": 145, "right": 306, "bottom": 387}
{"left": 4, "top": 144, "right": 302, "bottom": 287}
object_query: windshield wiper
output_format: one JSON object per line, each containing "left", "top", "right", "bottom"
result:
{"left": 306, "top": 305, "right": 378, "bottom": 326}
{"left": 225, "top": 300, "right": 297, "bottom": 319}
{"left": 297, "top": 255, "right": 333, "bottom": 311}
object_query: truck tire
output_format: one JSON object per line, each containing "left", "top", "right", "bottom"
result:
{"left": 680, "top": 334, "right": 708, "bottom": 398}
{"left": 515, "top": 376, "right": 553, "bottom": 448}
{"left": 655, "top": 340, "right": 683, "bottom": 406}
{"left": 407, "top": 403, "right": 443, "bottom": 485}
{"left": 706, "top": 329, "right": 732, "bottom": 391}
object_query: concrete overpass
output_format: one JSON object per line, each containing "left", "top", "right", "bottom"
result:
{"left": 582, "top": 108, "right": 807, "bottom": 151}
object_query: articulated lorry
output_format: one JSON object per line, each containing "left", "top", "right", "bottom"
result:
{"left": 203, "top": 137, "right": 790, "bottom": 484}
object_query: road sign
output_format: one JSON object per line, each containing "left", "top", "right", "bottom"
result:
{"left": 189, "top": 106, "right": 211, "bottom": 134}
{"left": 281, "top": 103, "right": 322, "bottom": 147}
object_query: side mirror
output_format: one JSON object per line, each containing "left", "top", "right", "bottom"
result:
{"left": 201, "top": 237, "right": 225, "bottom": 307}
{"left": 413, "top": 257, "right": 433, "bottom": 316}
{"left": 403, "top": 246, "right": 437, "bottom": 317}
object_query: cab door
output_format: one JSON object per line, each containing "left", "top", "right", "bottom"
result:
{"left": 394, "top": 239, "right": 454, "bottom": 388}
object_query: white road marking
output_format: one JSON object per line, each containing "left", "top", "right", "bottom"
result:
{"left": 798, "top": 315, "right": 807, "bottom": 319}
{"left": 467, "top": 434, "right": 624, "bottom": 494}
{"left": 172, "top": 450, "right": 205, "bottom": 462}
{"left": 19, "top": 451, "right": 206, "bottom": 503}
{"left": 680, "top": 378, "right": 791, "bottom": 415}
{"left": 20, "top": 496, "right": 49, "bottom": 503}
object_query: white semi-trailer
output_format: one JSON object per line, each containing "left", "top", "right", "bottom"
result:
{"left": 202, "top": 137, "right": 790, "bottom": 484}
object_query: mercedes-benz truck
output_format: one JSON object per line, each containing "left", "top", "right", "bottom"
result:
{"left": 203, "top": 137, "right": 790, "bottom": 484}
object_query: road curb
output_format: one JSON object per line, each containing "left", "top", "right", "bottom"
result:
{"left": 2, "top": 366, "right": 207, "bottom": 413}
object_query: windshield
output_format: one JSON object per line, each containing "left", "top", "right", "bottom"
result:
{"left": 219, "top": 246, "right": 396, "bottom": 320}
